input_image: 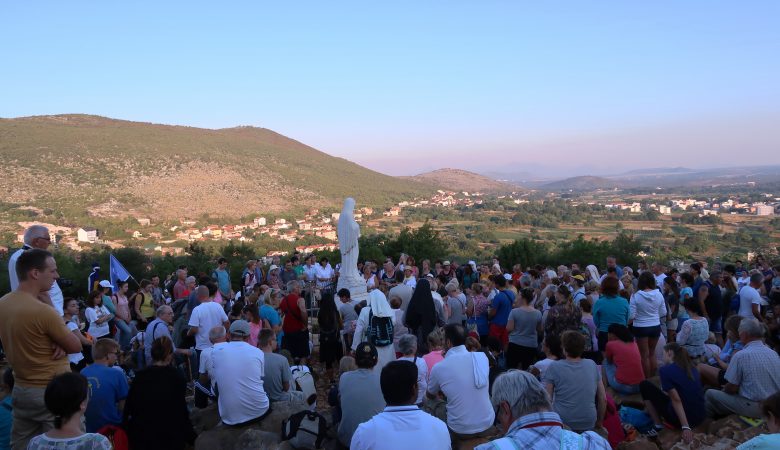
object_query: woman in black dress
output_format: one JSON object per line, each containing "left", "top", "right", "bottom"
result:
{"left": 317, "top": 292, "right": 343, "bottom": 381}
{"left": 123, "top": 336, "right": 196, "bottom": 450}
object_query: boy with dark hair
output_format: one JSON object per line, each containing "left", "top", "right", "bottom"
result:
{"left": 351, "top": 361, "right": 450, "bottom": 449}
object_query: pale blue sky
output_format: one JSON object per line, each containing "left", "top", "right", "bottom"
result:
{"left": 1, "top": 2, "right": 779, "bottom": 176}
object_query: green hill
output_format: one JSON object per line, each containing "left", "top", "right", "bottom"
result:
{"left": 0, "top": 114, "right": 435, "bottom": 220}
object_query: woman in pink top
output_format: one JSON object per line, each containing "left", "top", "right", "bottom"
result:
{"left": 242, "top": 303, "right": 264, "bottom": 347}
{"left": 603, "top": 323, "right": 645, "bottom": 394}
{"left": 113, "top": 280, "right": 138, "bottom": 350}
{"left": 422, "top": 330, "right": 445, "bottom": 376}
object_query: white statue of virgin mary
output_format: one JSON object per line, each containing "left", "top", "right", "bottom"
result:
{"left": 336, "top": 197, "right": 367, "bottom": 300}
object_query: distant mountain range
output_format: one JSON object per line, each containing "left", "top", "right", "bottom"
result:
{"left": 541, "top": 176, "right": 625, "bottom": 191}
{"left": 494, "top": 166, "right": 780, "bottom": 191}
{"left": 402, "top": 168, "right": 519, "bottom": 193}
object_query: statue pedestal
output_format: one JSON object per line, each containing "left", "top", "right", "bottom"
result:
{"left": 337, "top": 276, "right": 368, "bottom": 303}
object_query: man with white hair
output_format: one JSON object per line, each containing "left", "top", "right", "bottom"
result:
{"left": 8, "top": 225, "right": 64, "bottom": 314}
{"left": 144, "top": 305, "right": 192, "bottom": 366}
{"left": 210, "top": 320, "right": 270, "bottom": 425}
{"left": 705, "top": 318, "right": 780, "bottom": 418}
{"left": 476, "top": 370, "right": 610, "bottom": 449}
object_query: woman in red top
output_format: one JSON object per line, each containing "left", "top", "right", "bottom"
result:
{"left": 280, "top": 281, "right": 309, "bottom": 363}
{"left": 603, "top": 323, "right": 645, "bottom": 394}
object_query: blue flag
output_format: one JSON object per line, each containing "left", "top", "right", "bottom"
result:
{"left": 109, "top": 254, "right": 132, "bottom": 290}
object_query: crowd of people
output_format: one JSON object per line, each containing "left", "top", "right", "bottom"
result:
{"left": 1, "top": 224, "right": 780, "bottom": 449}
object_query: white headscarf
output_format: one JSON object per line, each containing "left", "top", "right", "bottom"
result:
{"left": 368, "top": 289, "right": 393, "bottom": 318}
{"left": 586, "top": 265, "right": 600, "bottom": 282}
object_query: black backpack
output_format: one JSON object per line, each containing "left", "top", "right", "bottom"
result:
{"left": 281, "top": 410, "right": 328, "bottom": 449}
{"left": 367, "top": 310, "right": 394, "bottom": 347}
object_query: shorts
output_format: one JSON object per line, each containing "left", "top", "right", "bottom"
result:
{"left": 709, "top": 318, "right": 723, "bottom": 334}
{"left": 632, "top": 325, "right": 661, "bottom": 339}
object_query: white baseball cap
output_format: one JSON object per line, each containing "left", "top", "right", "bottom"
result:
{"left": 98, "top": 280, "right": 113, "bottom": 288}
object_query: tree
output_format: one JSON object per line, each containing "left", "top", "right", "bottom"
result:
{"left": 383, "top": 222, "right": 449, "bottom": 263}
{"left": 496, "top": 238, "right": 548, "bottom": 268}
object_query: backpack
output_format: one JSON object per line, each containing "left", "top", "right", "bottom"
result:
{"left": 291, "top": 366, "right": 317, "bottom": 407}
{"left": 579, "top": 322, "right": 594, "bottom": 352}
{"left": 281, "top": 410, "right": 328, "bottom": 449}
{"left": 97, "top": 425, "right": 129, "bottom": 450}
{"left": 129, "top": 292, "right": 144, "bottom": 321}
{"left": 367, "top": 310, "right": 394, "bottom": 347}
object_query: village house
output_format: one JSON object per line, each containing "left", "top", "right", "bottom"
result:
{"left": 253, "top": 217, "right": 267, "bottom": 226}
{"left": 77, "top": 227, "right": 98, "bottom": 243}
{"left": 137, "top": 218, "right": 151, "bottom": 226}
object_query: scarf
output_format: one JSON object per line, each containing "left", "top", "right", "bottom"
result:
{"left": 368, "top": 289, "right": 393, "bottom": 318}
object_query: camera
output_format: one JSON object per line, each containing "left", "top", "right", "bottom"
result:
{"left": 57, "top": 278, "right": 74, "bottom": 288}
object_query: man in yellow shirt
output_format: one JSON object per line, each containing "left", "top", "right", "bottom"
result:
{"left": 0, "top": 249, "right": 81, "bottom": 450}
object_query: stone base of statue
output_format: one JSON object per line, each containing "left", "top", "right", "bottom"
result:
{"left": 337, "top": 276, "right": 368, "bottom": 303}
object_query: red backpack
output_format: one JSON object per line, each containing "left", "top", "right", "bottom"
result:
{"left": 97, "top": 425, "right": 129, "bottom": 450}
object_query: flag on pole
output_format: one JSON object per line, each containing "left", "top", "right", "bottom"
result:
{"left": 109, "top": 254, "right": 133, "bottom": 290}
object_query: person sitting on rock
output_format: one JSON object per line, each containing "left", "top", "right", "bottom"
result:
{"left": 705, "top": 318, "right": 780, "bottom": 419}
{"left": 602, "top": 324, "right": 644, "bottom": 395}
{"left": 209, "top": 320, "right": 270, "bottom": 426}
{"left": 476, "top": 370, "right": 610, "bottom": 450}
{"left": 639, "top": 342, "right": 705, "bottom": 444}
{"left": 258, "top": 329, "right": 306, "bottom": 406}
{"left": 737, "top": 391, "right": 780, "bottom": 449}
{"left": 351, "top": 360, "right": 450, "bottom": 450}
{"left": 427, "top": 324, "right": 495, "bottom": 447}
{"left": 337, "top": 342, "right": 385, "bottom": 447}
{"left": 543, "top": 330, "right": 606, "bottom": 434}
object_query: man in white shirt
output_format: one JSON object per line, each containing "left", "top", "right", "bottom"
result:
{"left": 188, "top": 286, "right": 229, "bottom": 356}
{"left": 314, "top": 257, "right": 335, "bottom": 289}
{"left": 352, "top": 360, "right": 450, "bottom": 450}
{"left": 302, "top": 255, "right": 318, "bottom": 283}
{"left": 8, "top": 225, "right": 64, "bottom": 315}
{"left": 210, "top": 320, "right": 270, "bottom": 425}
{"left": 737, "top": 273, "right": 764, "bottom": 320}
{"left": 427, "top": 324, "right": 494, "bottom": 445}
{"left": 652, "top": 263, "right": 667, "bottom": 289}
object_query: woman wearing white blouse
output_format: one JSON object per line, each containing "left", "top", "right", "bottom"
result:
{"left": 85, "top": 290, "right": 113, "bottom": 339}
{"left": 630, "top": 272, "right": 667, "bottom": 378}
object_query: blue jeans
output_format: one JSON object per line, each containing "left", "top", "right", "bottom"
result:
{"left": 114, "top": 319, "right": 136, "bottom": 351}
{"left": 604, "top": 361, "right": 640, "bottom": 395}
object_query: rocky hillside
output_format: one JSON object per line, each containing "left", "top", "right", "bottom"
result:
{"left": 0, "top": 115, "right": 435, "bottom": 219}
{"left": 403, "top": 168, "right": 520, "bottom": 193}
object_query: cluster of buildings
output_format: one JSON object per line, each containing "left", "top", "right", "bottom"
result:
{"left": 596, "top": 197, "right": 778, "bottom": 217}
{"left": 663, "top": 197, "right": 778, "bottom": 216}
{"left": 168, "top": 209, "right": 348, "bottom": 244}
{"left": 381, "top": 190, "right": 489, "bottom": 217}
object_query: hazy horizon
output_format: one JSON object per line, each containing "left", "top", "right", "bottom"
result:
{"left": 2, "top": 2, "right": 779, "bottom": 177}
